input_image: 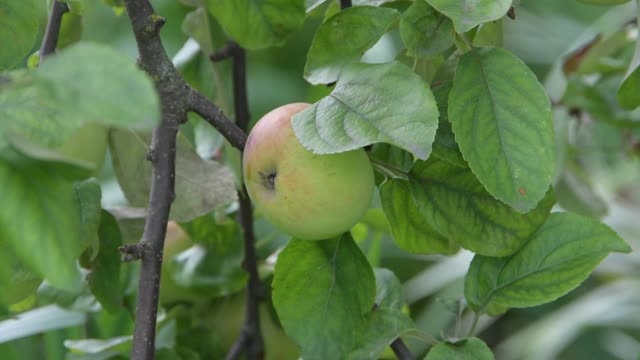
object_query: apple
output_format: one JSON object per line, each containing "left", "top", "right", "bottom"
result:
{"left": 242, "top": 103, "right": 374, "bottom": 240}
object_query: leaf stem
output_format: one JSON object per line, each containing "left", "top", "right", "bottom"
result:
{"left": 466, "top": 311, "right": 481, "bottom": 337}
{"left": 391, "top": 338, "right": 415, "bottom": 360}
{"left": 368, "top": 156, "right": 410, "bottom": 180}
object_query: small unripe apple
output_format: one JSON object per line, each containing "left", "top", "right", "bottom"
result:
{"left": 55, "top": 122, "right": 108, "bottom": 176}
{"left": 242, "top": 103, "right": 374, "bottom": 240}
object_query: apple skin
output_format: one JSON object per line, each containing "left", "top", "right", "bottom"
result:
{"left": 243, "top": 103, "right": 374, "bottom": 240}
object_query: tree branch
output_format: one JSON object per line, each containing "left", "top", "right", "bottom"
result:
{"left": 187, "top": 88, "right": 247, "bottom": 151}
{"left": 39, "top": 0, "right": 69, "bottom": 62}
{"left": 223, "top": 41, "right": 265, "bottom": 360}
{"left": 121, "top": 0, "right": 190, "bottom": 358}
{"left": 340, "top": 0, "right": 352, "bottom": 9}
{"left": 391, "top": 338, "right": 415, "bottom": 360}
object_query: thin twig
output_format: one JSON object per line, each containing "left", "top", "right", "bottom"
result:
{"left": 340, "top": 0, "right": 352, "bottom": 9}
{"left": 39, "top": 0, "right": 69, "bottom": 62}
{"left": 210, "top": 41, "right": 235, "bottom": 62}
{"left": 223, "top": 41, "right": 265, "bottom": 360}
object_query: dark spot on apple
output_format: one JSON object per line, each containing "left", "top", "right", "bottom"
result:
{"left": 259, "top": 171, "right": 276, "bottom": 191}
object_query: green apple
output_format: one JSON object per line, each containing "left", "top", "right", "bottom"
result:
{"left": 242, "top": 103, "right": 374, "bottom": 240}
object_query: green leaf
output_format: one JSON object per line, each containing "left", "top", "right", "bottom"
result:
{"left": 464, "top": 212, "right": 631, "bottom": 312}
{"left": 171, "top": 214, "right": 247, "bottom": 297}
{"left": 577, "top": 0, "right": 631, "bottom": 4}
{"left": 75, "top": 179, "right": 102, "bottom": 257}
{"left": 0, "top": 0, "right": 45, "bottom": 70}
{"left": 0, "top": 43, "right": 160, "bottom": 148}
{"left": 617, "top": 21, "right": 640, "bottom": 109}
{"left": 304, "top": 6, "right": 400, "bottom": 84}
{"left": 109, "top": 129, "right": 237, "bottom": 222}
{"left": 205, "top": 0, "right": 305, "bottom": 50}
{"left": 449, "top": 47, "right": 554, "bottom": 212}
{"left": 472, "top": 19, "right": 503, "bottom": 47}
{"left": 36, "top": 42, "right": 159, "bottom": 128}
{"left": 373, "top": 268, "right": 404, "bottom": 310}
{"left": 409, "top": 158, "right": 555, "bottom": 257}
{"left": 0, "top": 159, "right": 84, "bottom": 292}
{"left": 399, "top": 0, "right": 454, "bottom": 58}
{"left": 348, "top": 308, "right": 415, "bottom": 360}
{"left": 293, "top": 62, "right": 439, "bottom": 160}
{"left": 431, "top": 81, "right": 466, "bottom": 167}
{"left": 182, "top": 8, "right": 215, "bottom": 54}
{"left": 425, "top": 0, "right": 512, "bottom": 34}
{"left": 86, "top": 210, "right": 123, "bottom": 313}
{"left": 425, "top": 338, "right": 494, "bottom": 360}
{"left": 381, "top": 179, "right": 458, "bottom": 255}
{"left": 273, "top": 234, "right": 376, "bottom": 360}
{"left": 1, "top": 136, "right": 94, "bottom": 180}
{"left": 0, "top": 305, "right": 86, "bottom": 343}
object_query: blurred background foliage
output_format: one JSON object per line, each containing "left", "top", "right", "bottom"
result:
{"left": 1, "top": 0, "right": 640, "bottom": 359}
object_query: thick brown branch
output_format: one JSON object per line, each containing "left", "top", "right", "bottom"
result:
{"left": 39, "top": 0, "right": 69, "bottom": 62}
{"left": 187, "top": 89, "right": 247, "bottom": 151}
{"left": 123, "top": 0, "right": 188, "bottom": 358}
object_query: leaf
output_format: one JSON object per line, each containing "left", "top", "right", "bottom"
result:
{"left": 36, "top": 42, "right": 160, "bottom": 128}
{"left": 425, "top": 0, "right": 512, "bottom": 34}
{"left": 272, "top": 234, "right": 376, "bottom": 360}
{"left": 0, "top": 159, "right": 84, "bottom": 292}
{"left": 182, "top": 7, "right": 214, "bottom": 54}
{"left": 0, "top": 305, "right": 86, "bottom": 343}
{"left": 0, "top": 43, "right": 160, "bottom": 148}
{"left": 431, "top": 81, "right": 466, "bottom": 168}
{"left": 0, "top": 0, "right": 45, "bottom": 70}
{"left": 304, "top": 6, "right": 401, "bottom": 84}
{"left": 449, "top": 47, "right": 555, "bottom": 212}
{"left": 348, "top": 308, "right": 415, "bottom": 360}
{"left": 86, "top": 210, "right": 123, "bottom": 313}
{"left": 381, "top": 179, "right": 458, "bottom": 255}
{"left": 409, "top": 158, "right": 555, "bottom": 257}
{"left": 464, "top": 212, "right": 631, "bottom": 312}
{"left": 577, "top": 0, "right": 631, "bottom": 4}
{"left": 205, "top": 0, "right": 305, "bottom": 50}
{"left": 425, "top": 338, "right": 494, "bottom": 360}
{"left": 75, "top": 179, "right": 102, "bottom": 257}
{"left": 293, "top": 62, "right": 439, "bottom": 160}
{"left": 472, "top": 19, "right": 503, "bottom": 47}
{"left": 373, "top": 268, "right": 404, "bottom": 310}
{"left": 617, "top": 29, "right": 640, "bottom": 109}
{"left": 554, "top": 168, "right": 608, "bottom": 218}
{"left": 109, "top": 129, "right": 237, "bottom": 222}
{"left": 399, "top": 0, "right": 454, "bottom": 58}
{"left": 171, "top": 214, "right": 247, "bottom": 297}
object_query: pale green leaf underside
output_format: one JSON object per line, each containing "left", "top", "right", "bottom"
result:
{"left": 450, "top": 47, "right": 554, "bottom": 213}
{"left": 409, "top": 158, "right": 554, "bottom": 257}
{"left": 293, "top": 62, "right": 439, "bottom": 159}
{"left": 206, "top": 0, "right": 305, "bottom": 50}
{"left": 0, "top": 42, "right": 159, "bottom": 149}
{"left": 425, "top": 0, "right": 512, "bottom": 34}
{"left": 381, "top": 180, "right": 458, "bottom": 255}
{"left": 109, "top": 130, "right": 237, "bottom": 222}
{"left": 272, "top": 235, "right": 376, "bottom": 360}
{"left": 304, "top": 6, "right": 400, "bottom": 84}
{"left": 426, "top": 338, "right": 495, "bottom": 360}
{"left": 465, "top": 212, "right": 630, "bottom": 312}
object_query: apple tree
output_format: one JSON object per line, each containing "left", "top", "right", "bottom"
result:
{"left": 0, "top": 0, "right": 638, "bottom": 359}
